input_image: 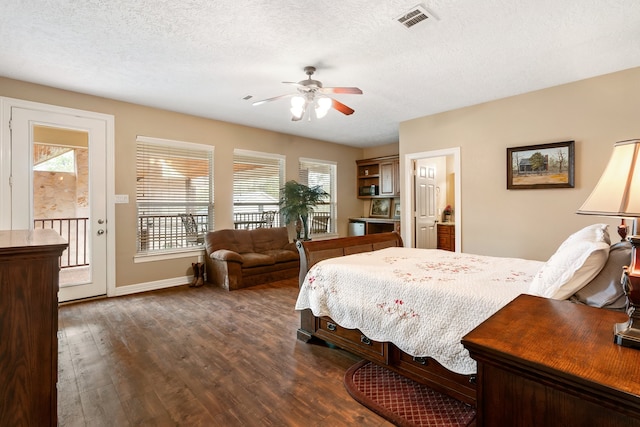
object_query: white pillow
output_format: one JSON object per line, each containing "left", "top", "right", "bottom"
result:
{"left": 528, "top": 224, "right": 611, "bottom": 300}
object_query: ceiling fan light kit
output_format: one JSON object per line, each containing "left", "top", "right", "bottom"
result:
{"left": 315, "top": 97, "right": 332, "bottom": 119}
{"left": 290, "top": 94, "right": 332, "bottom": 121}
{"left": 254, "top": 66, "right": 362, "bottom": 121}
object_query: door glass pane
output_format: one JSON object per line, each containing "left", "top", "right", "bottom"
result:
{"left": 32, "top": 125, "right": 90, "bottom": 286}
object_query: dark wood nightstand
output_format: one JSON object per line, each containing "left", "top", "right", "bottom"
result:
{"left": 462, "top": 294, "right": 640, "bottom": 427}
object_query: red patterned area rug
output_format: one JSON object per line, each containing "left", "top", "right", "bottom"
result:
{"left": 344, "top": 360, "right": 476, "bottom": 427}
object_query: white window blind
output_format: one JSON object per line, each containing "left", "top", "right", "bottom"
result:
{"left": 136, "top": 136, "right": 213, "bottom": 252}
{"left": 233, "top": 150, "right": 284, "bottom": 229}
{"left": 299, "top": 158, "right": 336, "bottom": 235}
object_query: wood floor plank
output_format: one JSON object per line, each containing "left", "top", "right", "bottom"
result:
{"left": 58, "top": 279, "right": 393, "bottom": 426}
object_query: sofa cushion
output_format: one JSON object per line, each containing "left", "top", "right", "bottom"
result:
{"left": 232, "top": 229, "right": 254, "bottom": 253}
{"left": 241, "top": 252, "right": 276, "bottom": 268}
{"left": 206, "top": 229, "right": 254, "bottom": 254}
{"left": 263, "top": 249, "right": 299, "bottom": 263}
{"left": 251, "top": 227, "right": 290, "bottom": 252}
{"left": 211, "top": 249, "right": 243, "bottom": 263}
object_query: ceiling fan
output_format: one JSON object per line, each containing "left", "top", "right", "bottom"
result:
{"left": 252, "top": 66, "right": 363, "bottom": 121}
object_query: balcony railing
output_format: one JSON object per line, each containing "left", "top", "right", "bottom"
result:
{"left": 34, "top": 218, "right": 89, "bottom": 269}
{"left": 233, "top": 211, "right": 281, "bottom": 230}
{"left": 35, "top": 210, "right": 333, "bottom": 263}
{"left": 138, "top": 214, "right": 209, "bottom": 252}
{"left": 138, "top": 211, "right": 282, "bottom": 251}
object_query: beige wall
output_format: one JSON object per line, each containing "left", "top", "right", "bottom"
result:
{"left": 362, "top": 142, "right": 398, "bottom": 159}
{"left": 8, "top": 65, "right": 636, "bottom": 287}
{"left": 0, "top": 77, "right": 367, "bottom": 288}
{"left": 400, "top": 66, "right": 640, "bottom": 260}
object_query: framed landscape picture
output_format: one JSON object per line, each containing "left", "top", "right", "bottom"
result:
{"left": 370, "top": 198, "right": 391, "bottom": 218}
{"left": 507, "top": 140, "right": 575, "bottom": 189}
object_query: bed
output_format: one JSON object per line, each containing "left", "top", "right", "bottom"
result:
{"left": 295, "top": 224, "right": 628, "bottom": 405}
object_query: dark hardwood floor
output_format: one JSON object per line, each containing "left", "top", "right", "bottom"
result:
{"left": 57, "top": 278, "right": 392, "bottom": 426}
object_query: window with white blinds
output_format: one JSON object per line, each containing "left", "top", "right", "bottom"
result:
{"left": 299, "top": 158, "right": 336, "bottom": 236}
{"left": 136, "top": 136, "right": 213, "bottom": 253}
{"left": 233, "top": 150, "right": 284, "bottom": 229}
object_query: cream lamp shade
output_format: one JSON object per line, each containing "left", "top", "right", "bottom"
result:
{"left": 577, "top": 139, "right": 640, "bottom": 217}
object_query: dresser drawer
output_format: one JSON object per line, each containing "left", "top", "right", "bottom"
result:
{"left": 393, "top": 348, "right": 476, "bottom": 403}
{"left": 315, "top": 317, "right": 387, "bottom": 363}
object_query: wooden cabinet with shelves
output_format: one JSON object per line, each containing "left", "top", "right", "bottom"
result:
{"left": 437, "top": 223, "right": 455, "bottom": 252}
{"left": 349, "top": 218, "right": 401, "bottom": 235}
{"left": 356, "top": 155, "right": 399, "bottom": 199}
{"left": 379, "top": 160, "right": 399, "bottom": 197}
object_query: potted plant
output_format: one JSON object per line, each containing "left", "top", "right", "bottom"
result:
{"left": 279, "top": 180, "right": 329, "bottom": 240}
{"left": 442, "top": 204, "right": 453, "bottom": 222}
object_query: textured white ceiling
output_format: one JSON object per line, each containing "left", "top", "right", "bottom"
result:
{"left": 2, "top": 1, "right": 640, "bottom": 147}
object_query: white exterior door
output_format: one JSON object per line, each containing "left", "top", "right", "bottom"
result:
{"left": 2, "top": 100, "right": 113, "bottom": 302}
{"left": 414, "top": 159, "right": 437, "bottom": 249}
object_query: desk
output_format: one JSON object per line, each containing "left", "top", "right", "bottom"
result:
{"left": 462, "top": 295, "right": 640, "bottom": 426}
{"left": 349, "top": 217, "right": 400, "bottom": 235}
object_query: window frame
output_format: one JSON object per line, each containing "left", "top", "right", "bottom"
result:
{"left": 232, "top": 149, "right": 285, "bottom": 230}
{"left": 299, "top": 157, "right": 337, "bottom": 238}
{"left": 134, "top": 135, "right": 214, "bottom": 260}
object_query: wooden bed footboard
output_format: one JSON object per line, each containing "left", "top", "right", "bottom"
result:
{"left": 295, "top": 232, "right": 477, "bottom": 405}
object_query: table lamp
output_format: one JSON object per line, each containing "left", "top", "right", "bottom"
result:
{"left": 577, "top": 138, "right": 640, "bottom": 348}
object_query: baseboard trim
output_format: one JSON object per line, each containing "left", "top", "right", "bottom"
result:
{"left": 113, "top": 276, "right": 189, "bottom": 297}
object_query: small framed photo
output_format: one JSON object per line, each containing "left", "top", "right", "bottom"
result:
{"left": 392, "top": 198, "right": 401, "bottom": 219}
{"left": 507, "top": 140, "right": 575, "bottom": 189}
{"left": 370, "top": 198, "right": 391, "bottom": 218}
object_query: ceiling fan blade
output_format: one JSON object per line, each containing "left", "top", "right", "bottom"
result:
{"left": 282, "top": 81, "right": 307, "bottom": 89}
{"left": 321, "top": 87, "right": 363, "bottom": 95}
{"left": 331, "top": 98, "right": 355, "bottom": 115}
{"left": 252, "top": 94, "right": 293, "bottom": 106}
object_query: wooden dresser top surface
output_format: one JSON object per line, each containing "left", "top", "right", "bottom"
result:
{"left": 0, "top": 229, "right": 67, "bottom": 252}
{"left": 462, "top": 294, "right": 640, "bottom": 402}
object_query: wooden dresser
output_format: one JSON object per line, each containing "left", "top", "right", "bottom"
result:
{"left": 437, "top": 223, "right": 455, "bottom": 251}
{"left": 462, "top": 294, "right": 640, "bottom": 427}
{"left": 0, "top": 229, "right": 67, "bottom": 426}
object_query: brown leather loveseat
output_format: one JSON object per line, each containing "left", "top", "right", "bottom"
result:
{"left": 204, "top": 227, "right": 300, "bottom": 290}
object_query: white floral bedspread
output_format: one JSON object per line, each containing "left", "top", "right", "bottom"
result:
{"left": 295, "top": 247, "right": 543, "bottom": 374}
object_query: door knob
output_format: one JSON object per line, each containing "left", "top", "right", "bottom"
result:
{"left": 97, "top": 229, "right": 105, "bottom": 235}
{"left": 98, "top": 219, "right": 105, "bottom": 224}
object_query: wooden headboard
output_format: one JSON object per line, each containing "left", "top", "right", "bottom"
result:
{"left": 295, "top": 231, "right": 403, "bottom": 285}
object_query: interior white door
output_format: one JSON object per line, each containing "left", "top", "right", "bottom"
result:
{"left": 11, "top": 107, "right": 108, "bottom": 301}
{"left": 414, "top": 159, "right": 437, "bottom": 249}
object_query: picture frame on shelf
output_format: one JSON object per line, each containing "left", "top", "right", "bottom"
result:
{"left": 370, "top": 198, "right": 391, "bottom": 218}
{"left": 392, "top": 198, "right": 400, "bottom": 219}
{"left": 507, "top": 140, "right": 575, "bottom": 189}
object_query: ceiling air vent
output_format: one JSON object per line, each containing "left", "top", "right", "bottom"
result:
{"left": 395, "top": 4, "right": 434, "bottom": 29}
